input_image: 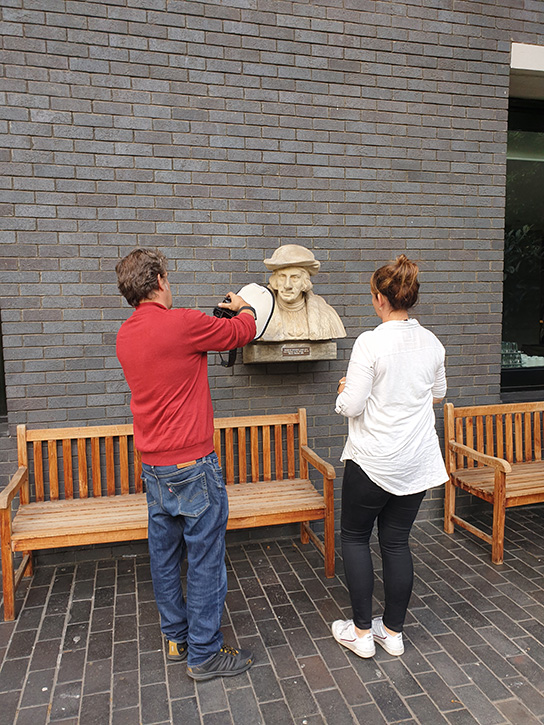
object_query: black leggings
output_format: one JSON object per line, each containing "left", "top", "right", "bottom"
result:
{"left": 341, "top": 459, "right": 425, "bottom": 632}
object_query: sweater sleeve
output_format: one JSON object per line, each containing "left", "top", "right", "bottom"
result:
{"left": 335, "top": 332, "right": 375, "bottom": 418}
{"left": 184, "top": 309, "right": 256, "bottom": 353}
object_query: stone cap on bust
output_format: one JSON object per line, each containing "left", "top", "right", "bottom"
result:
{"left": 263, "top": 245, "right": 321, "bottom": 275}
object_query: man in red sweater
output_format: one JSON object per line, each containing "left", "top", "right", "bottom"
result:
{"left": 116, "top": 248, "right": 256, "bottom": 681}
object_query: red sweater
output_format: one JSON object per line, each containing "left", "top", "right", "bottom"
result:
{"left": 116, "top": 302, "right": 256, "bottom": 465}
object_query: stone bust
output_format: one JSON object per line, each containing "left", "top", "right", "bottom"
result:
{"left": 260, "top": 245, "right": 346, "bottom": 342}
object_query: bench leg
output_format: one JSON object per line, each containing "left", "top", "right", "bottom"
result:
{"left": 22, "top": 551, "right": 33, "bottom": 578}
{"left": 491, "top": 500, "right": 506, "bottom": 565}
{"left": 300, "top": 522, "right": 310, "bottom": 544}
{"left": 444, "top": 477, "right": 455, "bottom": 534}
{"left": 1, "top": 511, "right": 16, "bottom": 621}
{"left": 323, "top": 504, "right": 335, "bottom": 578}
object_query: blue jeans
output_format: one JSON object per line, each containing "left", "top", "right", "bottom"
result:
{"left": 142, "top": 453, "right": 229, "bottom": 666}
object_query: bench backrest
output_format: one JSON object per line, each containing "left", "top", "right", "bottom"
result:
{"left": 444, "top": 401, "right": 544, "bottom": 472}
{"left": 16, "top": 408, "right": 309, "bottom": 503}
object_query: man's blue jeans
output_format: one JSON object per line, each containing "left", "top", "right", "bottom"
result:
{"left": 142, "top": 453, "right": 229, "bottom": 666}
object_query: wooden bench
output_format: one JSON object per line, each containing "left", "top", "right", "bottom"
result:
{"left": 1, "top": 408, "right": 335, "bottom": 620}
{"left": 444, "top": 401, "right": 544, "bottom": 564}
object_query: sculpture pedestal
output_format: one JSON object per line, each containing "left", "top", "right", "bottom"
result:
{"left": 242, "top": 340, "right": 337, "bottom": 364}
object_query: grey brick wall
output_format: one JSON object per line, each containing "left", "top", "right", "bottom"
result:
{"left": 2, "top": 0, "right": 544, "bottom": 522}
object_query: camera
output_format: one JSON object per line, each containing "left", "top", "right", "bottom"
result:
{"left": 212, "top": 296, "right": 237, "bottom": 320}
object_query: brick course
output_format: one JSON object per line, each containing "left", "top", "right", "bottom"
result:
{"left": 1, "top": 0, "right": 544, "bottom": 522}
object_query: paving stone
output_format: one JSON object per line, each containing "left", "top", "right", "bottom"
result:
{"left": 352, "top": 701, "right": 388, "bottom": 724}
{"left": 111, "top": 706, "right": 141, "bottom": 724}
{"left": 451, "top": 684, "right": 504, "bottom": 724}
{"left": 366, "top": 679, "right": 414, "bottom": 722}
{"left": 226, "top": 686, "right": 262, "bottom": 723}
{"left": 496, "top": 698, "right": 540, "bottom": 725}
{"left": 194, "top": 676, "right": 228, "bottom": 714}
{"left": 331, "top": 665, "right": 372, "bottom": 706}
{"left": 139, "top": 648, "right": 167, "bottom": 686}
{"left": 170, "top": 696, "right": 200, "bottom": 722}
{"left": 249, "top": 662, "right": 283, "bottom": 702}
{"left": 48, "top": 680, "right": 82, "bottom": 721}
{"left": 280, "top": 675, "right": 319, "bottom": 719}
{"left": 299, "top": 653, "right": 336, "bottom": 691}
{"left": 20, "top": 667, "right": 55, "bottom": 707}
{"left": 0, "top": 689, "right": 21, "bottom": 725}
{"left": 380, "top": 659, "right": 423, "bottom": 697}
{"left": 112, "top": 669, "right": 139, "bottom": 710}
{"left": 501, "top": 677, "right": 544, "bottom": 717}
{"left": 79, "top": 691, "right": 111, "bottom": 724}
{"left": 315, "top": 688, "right": 357, "bottom": 724}
{"left": 14, "top": 704, "right": 51, "bottom": 725}
{"left": 260, "top": 700, "right": 294, "bottom": 725}
{"left": 141, "top": 681, "right": 170, "bottom": 724}
{"left": 83, "top": 658, "right": 112, "bottom": 695}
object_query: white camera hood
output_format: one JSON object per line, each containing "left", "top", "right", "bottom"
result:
{"left": 237, "top": 283, "right": 275, "bottom": 341}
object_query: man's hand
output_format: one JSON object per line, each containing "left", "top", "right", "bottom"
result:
{"left": 337, "top": 376, "right": 347, "bottom": 394}
{"left": 217, "top": 292, "right": 253, "bottom": 315}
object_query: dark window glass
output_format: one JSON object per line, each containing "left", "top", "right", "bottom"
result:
{"left": 501, "top": 99, "right": 544, "bottom": 391}
{"left": 0, "top": 312, "right": 6, "bottom": 418}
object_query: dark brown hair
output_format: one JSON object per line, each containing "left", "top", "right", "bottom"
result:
{"left": 371, "top": 254, "right": 420, "bottom": 310}
{"left": 115, "top": 248, "right": 167, "bottom": 307}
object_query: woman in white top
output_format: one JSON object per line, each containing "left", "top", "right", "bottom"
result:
{"left": 332, "top": 255, "right": 448, "bottom": 659}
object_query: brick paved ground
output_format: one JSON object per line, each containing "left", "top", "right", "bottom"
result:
{"left": 1, "top": 510, "right": 544, "bottom": 725}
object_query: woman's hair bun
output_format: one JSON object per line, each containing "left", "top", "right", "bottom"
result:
{"left": 371, "top": 255, "right": 420, "bottom": 311}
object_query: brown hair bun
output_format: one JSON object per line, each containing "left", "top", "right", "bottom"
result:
{"left": 371, "top": 254, "right": 420, "bottom": 311}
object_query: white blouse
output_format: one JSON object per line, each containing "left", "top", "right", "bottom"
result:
{"left": 335, "top": 319, "right": 448, "bottom": 495}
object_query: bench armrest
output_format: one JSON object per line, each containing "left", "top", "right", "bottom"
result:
{"left": 448, "top": 441, "right": 512, "bottom": 474}
{"left": 300, "top": 445, "right": 336, "bottom": 480}
{"left": 0, "top": 467, "right": 28, "bottom": 510}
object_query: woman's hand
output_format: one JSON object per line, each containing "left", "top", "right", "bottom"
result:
{"left": 337, "top": 377, "right": 346, "bottom": 395}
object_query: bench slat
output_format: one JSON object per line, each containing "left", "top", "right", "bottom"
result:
{"left": 535, "top": 413, "right": 542, "bottom": 462}
{"left": 263, "top": 426, "right": 271, "bottom": 481}
{"left": 134, "top": 448, "right": 142, "bottom": 493}
{"left": 287, "top": 424, "right": 295, "bottom": 479}
{"left": 496, "top": 415, "right": 504, "bottom": 459}
{"left": 63, "top": 440, "right": 73, "bottom": 499}
{"left": 91, "top": 438, "right": 101, "bottom": 497}
{"left": 238, "top": 427, "right": 247, "bottom": 483}
{"left": 225, "top": 428, "right": 234, "bottom": 485}
{"left": 120, "top": 436, "right": 129, "bottom": 495}
{"left": 505, "top": 414, "right": 514, "bottom": 463}
{"left": 275, "top": 424, "right": 283, "bottom": 479}
{"left": 34, "top": 442, "right": 44, "bottom": 502}
{"left": 48, "top": 440, "right": 59, "bottom": 501}
{"left": 106, "top": 437, "right": 115, "bottom": 496}
{"left": 78, "top": 438, "right": 88, "bottom": 498}
{"left": 250, "top": 427, "right": 259, "bottom": 482}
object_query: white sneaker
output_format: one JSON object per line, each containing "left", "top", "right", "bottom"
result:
{"left": 331, "top": 619, "right": 375, "bottom": 658}
{"left": 371, "top": 617, "right": 404, "bottom": 656}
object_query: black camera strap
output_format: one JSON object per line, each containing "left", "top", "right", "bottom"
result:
{"left": 218, "top": 348, "right": 238, "bottom": 368}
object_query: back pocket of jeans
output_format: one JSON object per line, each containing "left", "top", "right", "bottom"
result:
{"left": 167, "top": 471, "right": 210, "bottom": 517}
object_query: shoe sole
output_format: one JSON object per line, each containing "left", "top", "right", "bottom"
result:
{"left": 167, "top": 653, "right": 188, "bottom": 662}
{"left": 332, "top": 631, "right": 375, "bottom": 659}
{"left": 187, "top": 659, "right": 254, "bottom": 681}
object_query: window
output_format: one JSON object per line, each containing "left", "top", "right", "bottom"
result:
{"left": 0, "top": 312, "right": 6, "bottom": 419}
{"left": 501, "top": 47, "right": 544, "bottom": 392}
